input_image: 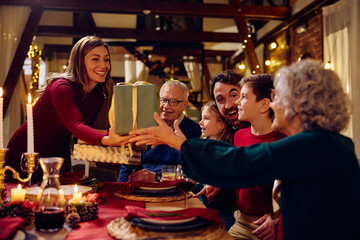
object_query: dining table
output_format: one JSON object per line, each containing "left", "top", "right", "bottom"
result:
{"left": 4, "top": 182, "right": 234, "bottom": 240}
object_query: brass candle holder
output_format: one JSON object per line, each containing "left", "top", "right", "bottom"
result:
{"left": 0, "top": 149, "right": 39, "bottom": 204}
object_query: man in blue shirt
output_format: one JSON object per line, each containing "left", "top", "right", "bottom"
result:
{"left": 118, "top": 80, "right": 201, "bottom": 182}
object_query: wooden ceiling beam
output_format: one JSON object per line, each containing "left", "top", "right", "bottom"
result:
{"left": 3, "top": 6, "right": 43, "bottom": 115}
{"left": 36, "top": 26, "right": 242, "bottom": 43}
{"left": 1, "top": 0, "right": 290, "bottom": 20}
{"left": 230, "top": 0, "right": 261, "bottom": 74}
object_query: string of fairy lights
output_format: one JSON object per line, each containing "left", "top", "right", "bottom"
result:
{"left": 27, "top": 43, "right": 42, "bottom": 99}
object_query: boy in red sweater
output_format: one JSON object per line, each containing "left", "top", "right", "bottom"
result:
{"left": 229, "top": 74, "right": 285, "bottom": 240}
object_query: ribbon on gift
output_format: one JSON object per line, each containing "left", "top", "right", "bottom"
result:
{"left": 123, "top": 206, "right": 223, "bottom": 225}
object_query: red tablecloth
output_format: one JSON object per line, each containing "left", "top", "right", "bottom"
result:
{"left": 66, "top": 182, "right": 144, "bottom": 240}
{"left": 5, "top": 182, "right": 145, "bottom": 240}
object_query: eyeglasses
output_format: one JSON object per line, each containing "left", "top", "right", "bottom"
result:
{"left": 160, "top": 98, "right": 185, "bottom": 107}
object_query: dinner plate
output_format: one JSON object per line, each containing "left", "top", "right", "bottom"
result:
{"left": 140, "top": 206, "right": 196, "bottom": 225}
{"left": 141, "top": 217, "right": 196, "bottom": 225}
{"left": 131, "top": 187, "right": 181, "bottom": 196}
{"left": 139, "top": 186, "right": 176, "bottom": 191}
{"left": 129, "top": 217, "right": 210, "bottom": 232}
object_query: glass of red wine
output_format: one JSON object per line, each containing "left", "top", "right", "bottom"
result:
{"left": 175, "top": 165, "right": 196, "bottom": 208}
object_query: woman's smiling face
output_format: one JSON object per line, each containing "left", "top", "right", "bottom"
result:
{"left": 84, "top": 46, "right": 110, "bottom": 90}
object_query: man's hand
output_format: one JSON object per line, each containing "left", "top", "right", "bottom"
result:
{"left": 252, "top": 213, "right": 278, "bottom": 240}
{"left": 129, "top": 113, "right": 186, "bottom": 150}
{"left": 129, "top": 169, "right": 156, "bottom": 183}
{"left": 193, "top": 185, "right": 220, "bottom": 203}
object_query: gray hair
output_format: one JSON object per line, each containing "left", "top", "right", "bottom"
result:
{"left": 160, "top": 80, "right": 189, "bottom": 100}
{"left": 274, "top": 60, "right": 352, "bottom": 132}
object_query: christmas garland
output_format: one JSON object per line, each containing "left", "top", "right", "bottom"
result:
{"left": 133, "top": 48, "right": 166, "bottom": 78}
{"left": 0, "top": 187, "right": 105, "bottom": 228}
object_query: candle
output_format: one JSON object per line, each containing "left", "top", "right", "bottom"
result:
{"left": 26, "top": 93, "right": 34, "bottom": 153}
{"left": 0, "top": 87, "right": 3, "bottom": 149}
{"left": 11, "top": 184, "right": 27, "bottom": 201}
{"left": 71, "top": 184, "right": 82, "bottom": 204}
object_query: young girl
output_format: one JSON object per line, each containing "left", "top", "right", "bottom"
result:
{"left": 196, "top": 101, "right": 236, "bottom": 230}
{"left": 199, "top": 101, "right": 233, "bottom": 143}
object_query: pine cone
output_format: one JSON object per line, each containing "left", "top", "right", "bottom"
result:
{"left": 77, "top": 203, "right": 98, "bottom": 222}
{"left": 19, "top": 209, "right": 35, "bottom": 225}
{"left": 66, "top": 212, "right": 80, "bottom": 228}
{"left": 65, "top": 205, "right": 77, "bottom": 214}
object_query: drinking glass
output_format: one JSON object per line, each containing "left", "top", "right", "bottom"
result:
{"left": 161, "top": 165, "right": 177, "bottom": 181}
{"left": 175, "top": 165, "right": 196, "bottom": 208}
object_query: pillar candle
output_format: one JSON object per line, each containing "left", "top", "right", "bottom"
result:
{"left": 0, "top": 87, "right": 3, "bottom": 149}
{"left": 26, "top": 93, "right": 34, "bottom": 153}
{"left": 72, "top": 184, "right": 82, "bottom": 204}
{"left": 11, "top": 184, "right": 27, "bottom": 201}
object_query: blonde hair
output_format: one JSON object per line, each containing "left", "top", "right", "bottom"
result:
{"left": 201, "top": 101, "right": 233, "bottom": 143}
{"left": 274, "top": 60, "right": 352, "bottom": 132}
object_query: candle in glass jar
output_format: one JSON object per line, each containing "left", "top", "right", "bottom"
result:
{"left": 11, "top": 184, "right": 27, "bottom": 201}
{"left": 26, "top": 93, "right": 34, "bottom": 153}
{"left": 0, "top": 87, "right": 3, "bottom": 149}
{"left": 72, "top": 184, "right": 82, "bottom": 204}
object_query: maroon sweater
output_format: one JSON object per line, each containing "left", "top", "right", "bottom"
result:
{"left": 234, "top": 127, "right": 285, "bottom": 215}
{"left": 5, "top": 79, "right": 106, "bottom": 183}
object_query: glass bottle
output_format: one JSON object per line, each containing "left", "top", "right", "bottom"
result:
{"left": 35, "top": 157, "right": 66, "bottom": 232}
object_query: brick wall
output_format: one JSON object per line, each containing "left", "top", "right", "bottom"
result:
{"left": 290, "top": 12, "right": 323, "bottom": 63}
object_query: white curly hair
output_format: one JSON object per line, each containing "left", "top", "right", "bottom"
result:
{"left": 274, "top": 60, "right": 352, "bottom": 132}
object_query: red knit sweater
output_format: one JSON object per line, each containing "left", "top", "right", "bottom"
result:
{"left": 5, "top": 79, "right": 107, "bottom": 183}
{"left": 234, "top": 127, "right": 285, "bottom": 215}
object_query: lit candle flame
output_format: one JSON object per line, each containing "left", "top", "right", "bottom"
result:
{"left": 28, "top": 93, "right": 32, "bottom": 104}
{"left": 74, "top": 184, "right": 78, "bottom": 193}
{"left": 17, "top": 184, "right": 21, "bottom": 190}
{"left": 0, "top": 88, "right": 3, "bottom": 98}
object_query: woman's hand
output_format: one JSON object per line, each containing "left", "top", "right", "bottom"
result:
{"left": 101, "top": 127, "right": 132, "bottom": 146}
{"left": 193, "top": 185, "right": 221, "bottom": 203}
{"left": 129, "top": 112, "right": 186, "bottom": 150}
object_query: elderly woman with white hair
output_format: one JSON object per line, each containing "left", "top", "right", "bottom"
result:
{"left": 130, "top": 60, "right": 360, "bottom": 240}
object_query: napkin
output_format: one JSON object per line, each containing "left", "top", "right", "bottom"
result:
{"left": 117, "top": 181, "right": 177, "bottom": 194}
{"left": 0, "top": 217, "right": 25, "bottom": 240}
{"left": 60, "top": 171, "right": 84, "bottom": 184}
{"left": 124, "top": 206, "right": 223, "bottom": 224}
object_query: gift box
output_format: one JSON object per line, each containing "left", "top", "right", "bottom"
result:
{"left": 72, "top": 144, "right": 140, "bottom": 165}
{"left": 109, "top": 82, "right": 157, "bottom": 135}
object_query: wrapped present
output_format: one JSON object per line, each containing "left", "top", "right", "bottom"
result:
{"left": 109, "top": 82, "right": 157, "bottom": 135}
{"left": 73, "top": 143, "right": 140, "bottom": 165}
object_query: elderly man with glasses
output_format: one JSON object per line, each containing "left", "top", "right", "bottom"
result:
{"left": 118, "top": 80, "right": 201, "bottom": 182}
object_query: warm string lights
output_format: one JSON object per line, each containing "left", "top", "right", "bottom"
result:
{"left": 27, "top": 43, "right": 42, "bottom": 95}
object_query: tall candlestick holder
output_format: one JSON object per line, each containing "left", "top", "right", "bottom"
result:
{"left": 0, "top": 149, "right": 39, "bottom": 204}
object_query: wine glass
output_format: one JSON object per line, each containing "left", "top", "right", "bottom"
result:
{"left": 20, "top": 153, "right": 39, "bottom": 186}
{"left": 175, "top": 165, "right": 196, "bottom": 208}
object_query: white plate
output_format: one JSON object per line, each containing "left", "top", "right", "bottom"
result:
{"left": 141, "top": 207, "right": 196, "bottom": 225}
{"left": 139, "top": 186, "right": 176, "bottom": 191}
